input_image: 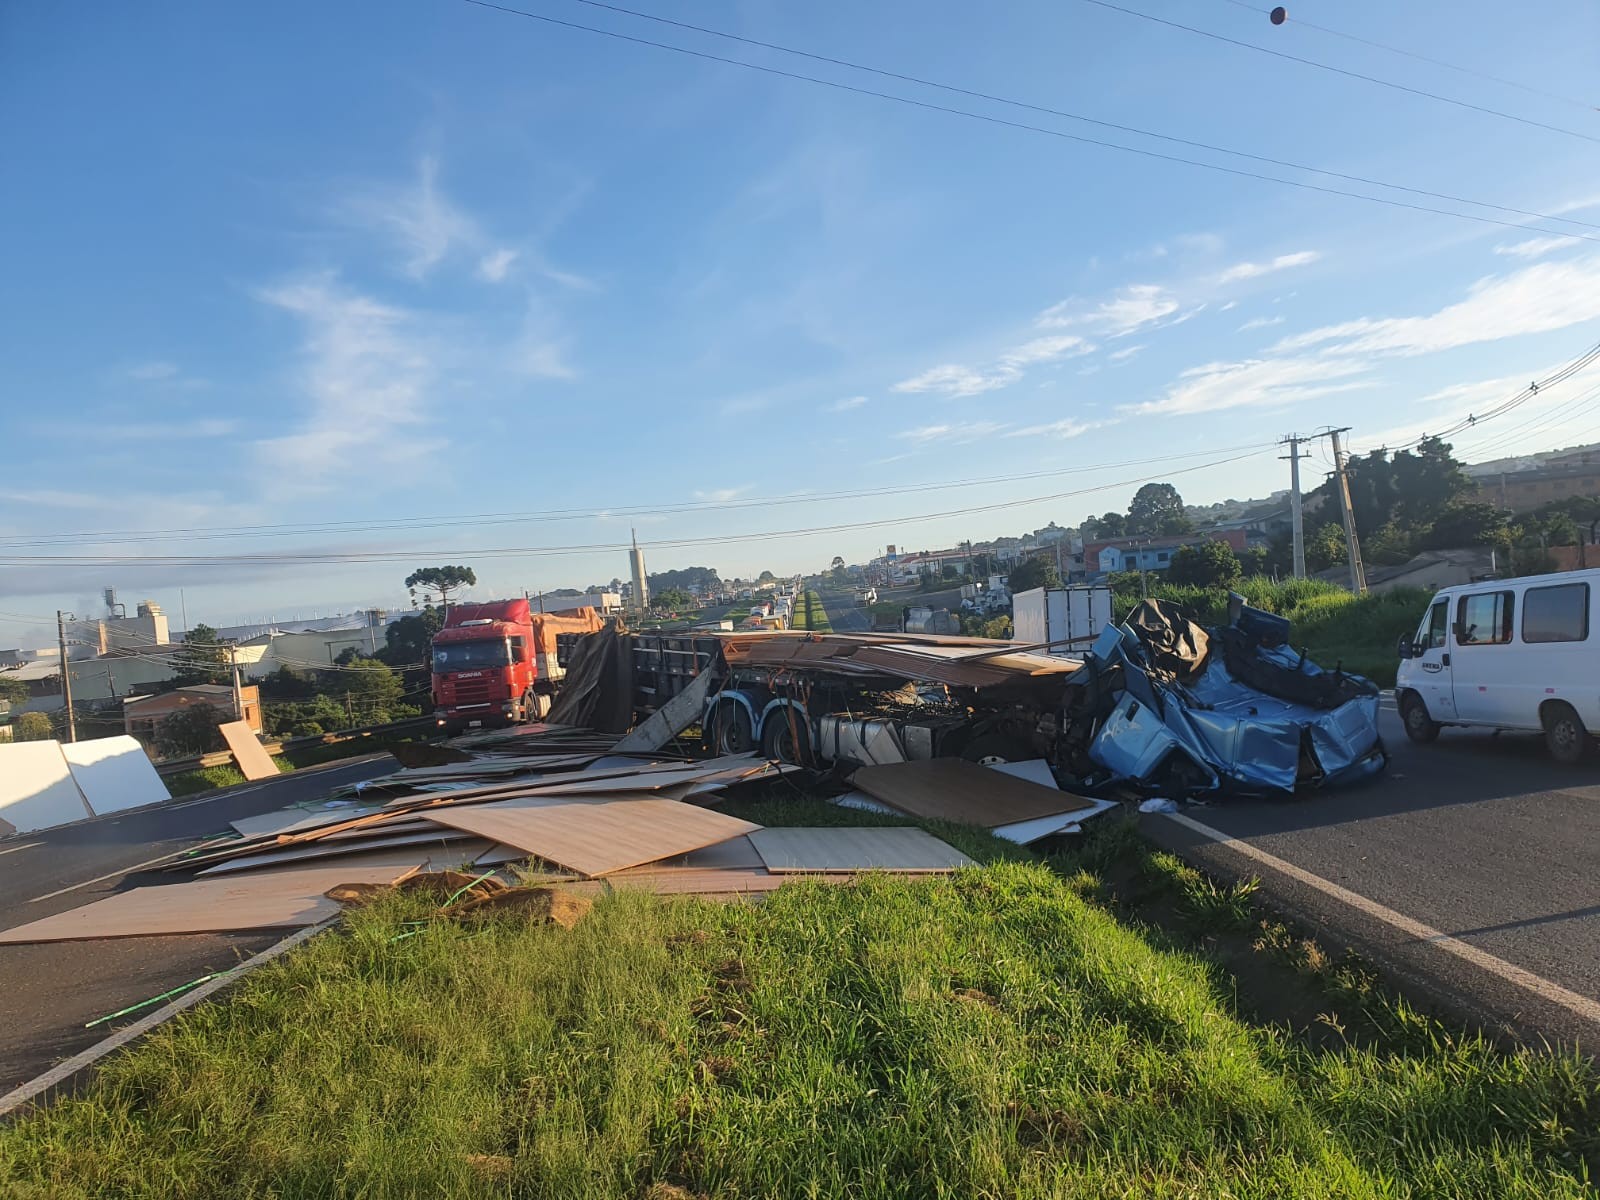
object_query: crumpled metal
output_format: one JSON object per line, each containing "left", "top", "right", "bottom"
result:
{"left": 1075, "top": 600, "right": 1385, "bottom": 799}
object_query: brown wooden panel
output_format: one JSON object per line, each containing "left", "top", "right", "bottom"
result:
{"left": 420, "top": 795, "right": 761, "bottom": 877}
{"left": 749, "top": 826, "right": 974, "bottom": 873}
{"left": 851, "top": 758, "right": 1096, "bottom": 827}
{"left": 219, "top": 721, "right": 279, "bottom": 781}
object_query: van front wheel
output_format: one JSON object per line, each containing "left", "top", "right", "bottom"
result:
{"left": 1400, "top": 694, "right": 1440, "bottom": 744}
{"left": 1542, "top": 702, "right": 1589, "bottom": 765}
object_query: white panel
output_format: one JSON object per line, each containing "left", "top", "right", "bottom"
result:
{"left": 62, "top": 735, "right": 171, "bottom": 816}
{"left": 0, "top": 742, "right": 92, "bottom": 834}
{"left": 1012, "top": 587, "right": 1048, "bottom": 646}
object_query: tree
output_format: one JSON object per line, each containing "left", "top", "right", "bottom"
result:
{"left": 1167, "top": 541, "right": 1242, "bottom": 588}
{"left": 1008, "top": 557, "right": 1061, "bottom": 594}
{"left": 155, "top": 702, "right": 226, "bottom": 758}
{"left": 173, "top": 624, "right": 230, "bottom": 687}
{"left": 378, "top": 607, "right": 442, "bottom": 669}
{"left": 1238, "top": 545, "right": 1270, "bottom": 577}
{"left": 652, "top": 588, "right": 694, "bottom": 611}
{"left": 757, "top": 570, "right": 776, "bottom": 583}
{"left": 1419, "top": 501, "right": 1509, "bottom": 550}
{"left": 327, "top": 656, "right": 406, "bottom": 724}
{"left": 405, "top": 565, "right": 477, "bottom": 612}
{"left": 1363, "top": 521, "right": 1416, "bottom": 567}
{"left": 1126, "top": 483, "right": 1191, "bottom": 536}
{"left": 941, "top": 563, "right": 959, "bottom": 580}
{"left": 13, "top": 711, "right": 53, "bottom": 741}
{"left": 0, "top": 675, "right": 29, "bottom": 706}
{"left": 1306, "top": 523, "right": 1346, "bottom": 572}
{"left": 830, "top": 556, "right": 845, "bottom": 572}
{"left": 1088, "top": 511, "right": 1126, "bottom": 539}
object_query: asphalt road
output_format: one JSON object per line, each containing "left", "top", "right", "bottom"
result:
{"left": 819, "top": 591, "right": 872, "bottom": 632}
{"left": 1144, "top": 702, "right": 1600, "bottom": 1048}
{"left": 0, "top": 755, "right": 398, "bottom": 1094}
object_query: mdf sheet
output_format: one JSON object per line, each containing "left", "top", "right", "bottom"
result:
{"left": 0, "top": 742, "right": 92, "bottom": 834}
{"left": 749, "top": 826, "right": 974, "bottom": 874}
{"left": 220, "top": 721, "right": 279, "bottom": 781}
{"left": 0, "top": 859, "right": 437, "bottom": 944}
{"left": 851, "top": 758, "right": 1095, "bottom": 827}
{"left": 229, "top": 804, "right": 386, "bottom": 839}
{"left": 62, "top": 736, "right": 170, "bottom": 816}
{"left": 197, "top": 828, "right": 478, "bottom": 876}
{"left": 421, "top": 795, "right": 760, "bottom": 877}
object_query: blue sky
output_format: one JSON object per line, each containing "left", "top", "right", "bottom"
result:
{"left": 3, "top": 0, "right": 1600, "bottom": 646}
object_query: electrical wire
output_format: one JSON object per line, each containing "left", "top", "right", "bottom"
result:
{"left": 545, "top": 0, "right": 1600, "bottom": 233}
{"left": 455, "top": 0, "right": 1600, "bottom": 245}
{"left": 0, "top": 446, "right": 1273, "bottom": 569}
{"left": 0, "top": 442, "right": 1275, "bottom": 548}
{"left": 1210, "top": 0, "right": 1600, "bottom": 114}
{"left": 1075, "top": 0, "right": 1600, "bottom": 145}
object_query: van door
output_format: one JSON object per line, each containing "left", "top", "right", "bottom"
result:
{"left": 1411, "top": 598, "right": 1456, "bottom": 721}
{"left": 1452, "top": 587, "right": 1518, "bottom": 725}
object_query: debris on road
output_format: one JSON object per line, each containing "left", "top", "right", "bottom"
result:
{"left": 0, "top": 736, "right": 171, "bottom": 835}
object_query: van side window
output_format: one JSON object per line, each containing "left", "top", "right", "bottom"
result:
{"left": 1423, "top": 600, "right": 1448, "bottom": 649}
{"left": 1521, "top": 582, "right": 1589, "bottom": 643}
{"left": 1457, "top": 591, "right": 1514, "bottom": 646}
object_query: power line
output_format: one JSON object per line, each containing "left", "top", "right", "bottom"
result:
{"left": 455, "top": 0, "right": 1600, "bottom": 245}
{"left": 1210, "top": 0, "right": 1600, "bottom": 114}
{"left": 546, "top": 0, "right": 1600, "bottom": 233}
{"left": 0, "top": 447, "right": 1273, "bottom": 569}
{"left": 0, "top": 442, "right": 1275, "bottom": 548}
{"left": 1076, "top": 0, "right": 1600, "bottom": 146}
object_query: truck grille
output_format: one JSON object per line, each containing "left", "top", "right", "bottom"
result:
{"left": 452, "top": 679, "right": 492, "bottom": 704}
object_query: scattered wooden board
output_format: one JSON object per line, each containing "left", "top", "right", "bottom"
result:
{"left": 229, "top": 804, "right": 385, "bottom": 839}
{"left": 0, "top": 857, "right": 449, "bottom": 944}
{"left": 196, "top": 828, "right": 478, "bottom": 876}
{"left": 62, "top": 736, "right": 170, "bottom": 815}
{"left": 420, "top": 794, "right": 761, "bottom": 877}
{"left": 749, "top": 826, "right": 974, "bottom": 873}
{"left": 220, "top": 721, "right": 279, "bottom": 781}
{"left": 851, "top": 758, "right": 1096, "bottom": 827}
{"left": 0, "top": 742, "right": 92, "bottom": 833}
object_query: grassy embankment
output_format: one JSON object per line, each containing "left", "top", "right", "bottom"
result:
{"left": 788, "top": 590, "right": 833, "bottom": 632}
{"left": 162, "top": 736, "right": 423, "bottom": 797}
{"left": 3, "top": 799, "right": 1595, "bottom": 1199}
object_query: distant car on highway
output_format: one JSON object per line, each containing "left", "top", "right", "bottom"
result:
{"left": 1396, "top": 568, "right": 1600, "bottom": 762}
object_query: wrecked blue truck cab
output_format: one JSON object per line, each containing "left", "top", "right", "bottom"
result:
{"left": 1061, "top": 597, "right": 1386, "bottom": 799}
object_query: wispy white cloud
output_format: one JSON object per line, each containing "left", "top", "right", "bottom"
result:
{"left": 693, "top": 486, "right": 752, "bottom": 502}
{"left": 1237, "top": 314, "right": 1285, "bottom": 332}
{"left": 896, "top": 420, "right": 1008, "bottom": 444}
{"left": 829, "top": 395, "right": 869, "bottom": 412}
{"left": 1217, "top": 250, "right": 1319, "bottom": 284}
{"left": 1219, "top": 300, "right": 1238, "bottom": 312}
{"left": 1127, "top": 356, "right": 1371, "bottom": 417}
{"left": 1494, "top": 236, "right": 1580, "bottom": 259}
{"left": 1006, "top": 417, "right": 1107, "bottom": 439}
{"left": 1039, "top": 284, "right": 1178, "bottom": 336}
{"left": 1000, "top": 334, "right": 1094, "bottom": 366}
{"left": 476, "top": 248, "right": 519, "bottom": 282}
{"left": 1108, "top": 344, "right": 1145, "bottom": 362}
{"left": 892, "top": 364, "right": 1016, "bottom": 398}
{"left": 125, "top": 361, "right": 180, "bottom": 381}
{"left": 346, "top": 156, "right": 476, "bottom": 280}
{"left": 253, "top": 273, "right": 438, "bottom": 481}
{"left": 1275, "top": 256, "right": 1600, "bottom": 357}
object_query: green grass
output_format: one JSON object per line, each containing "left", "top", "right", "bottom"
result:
{"left": 3, "top": 811, "right": 1596, "bottom": 1198}
{"left": 788, "top": 590, "right": 834, "bottom": 633}
{"left": 163, "top": 738, "right": 425, "bottom": 797}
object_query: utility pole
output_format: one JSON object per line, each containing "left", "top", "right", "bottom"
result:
{"left": 57, "top": 610, "right": 77, "bottom": 743}
{"left": 1280, "top": 434, "right": 1308, "bottom": 580}
{"left": 1329, "top": 428, "right": 1368, "bottom": 595}
{"left": 229, "top": 644, "right": 244, "bottom": 724}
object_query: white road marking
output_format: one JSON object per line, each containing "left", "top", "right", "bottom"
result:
{"left": 25, "top": 847, "right": 198, "bottom": 905}
{"left": 0, "top": 919, "right": 335, "bottom": 1118}
{"left": 0, "top": 842, "right": 44, "bottom": 858}
{"left": 1162, "top": 809, "right": 1600, "bottom": 1029}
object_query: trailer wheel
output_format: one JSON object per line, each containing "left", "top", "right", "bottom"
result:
{"left": 959, "top": 734, "right": 1033, "bottom": 765}
{"left": 1542, "top": 701, "right": 1589, "bottom": 765}
{"left": 711, "top": 701, "right": 755, "bottom": 756}
{"left": 761, "top": 709, "right": 811, "bottom": 766}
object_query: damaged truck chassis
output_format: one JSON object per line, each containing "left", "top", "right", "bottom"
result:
{"left": 554, "top": 594, "right": 1386, "bottom": 802}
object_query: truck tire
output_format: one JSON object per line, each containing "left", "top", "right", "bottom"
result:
{"left": 1542, "top": 701, "right": 1589, "bottom": 765}
{"left": 1399, "top": 693, "right": 1440, "bottom": 745}
{"left": 760, "top": 709, "right": 811, "bottom": 766}
{"left": 959, "top": 734, "right": 1033, "bottom": 765}
{"left": 711, "top": 701, "right": 755, "bottom": 756}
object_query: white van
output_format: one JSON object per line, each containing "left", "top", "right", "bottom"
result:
{"left": 1395, "top": 569, "right": 1600, "bottom": 762}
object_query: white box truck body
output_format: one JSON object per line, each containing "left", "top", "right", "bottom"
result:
{"left": 1012, "top": 586, "right": 1113, "bottom": 654}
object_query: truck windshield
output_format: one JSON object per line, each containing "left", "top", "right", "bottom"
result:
{"left": 432, "top": 640, "right": 511, "bottom": 672}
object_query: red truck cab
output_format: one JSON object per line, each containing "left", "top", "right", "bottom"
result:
{"left": 430, "top": 599, "right": 603, "bottom": 732}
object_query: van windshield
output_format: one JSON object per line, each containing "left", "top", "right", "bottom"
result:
{"left": 1421, "top": 601, "right": 1448, "bottom": 650}
{"left": 432, "top": 640, "right": 511, "bottom": 672}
